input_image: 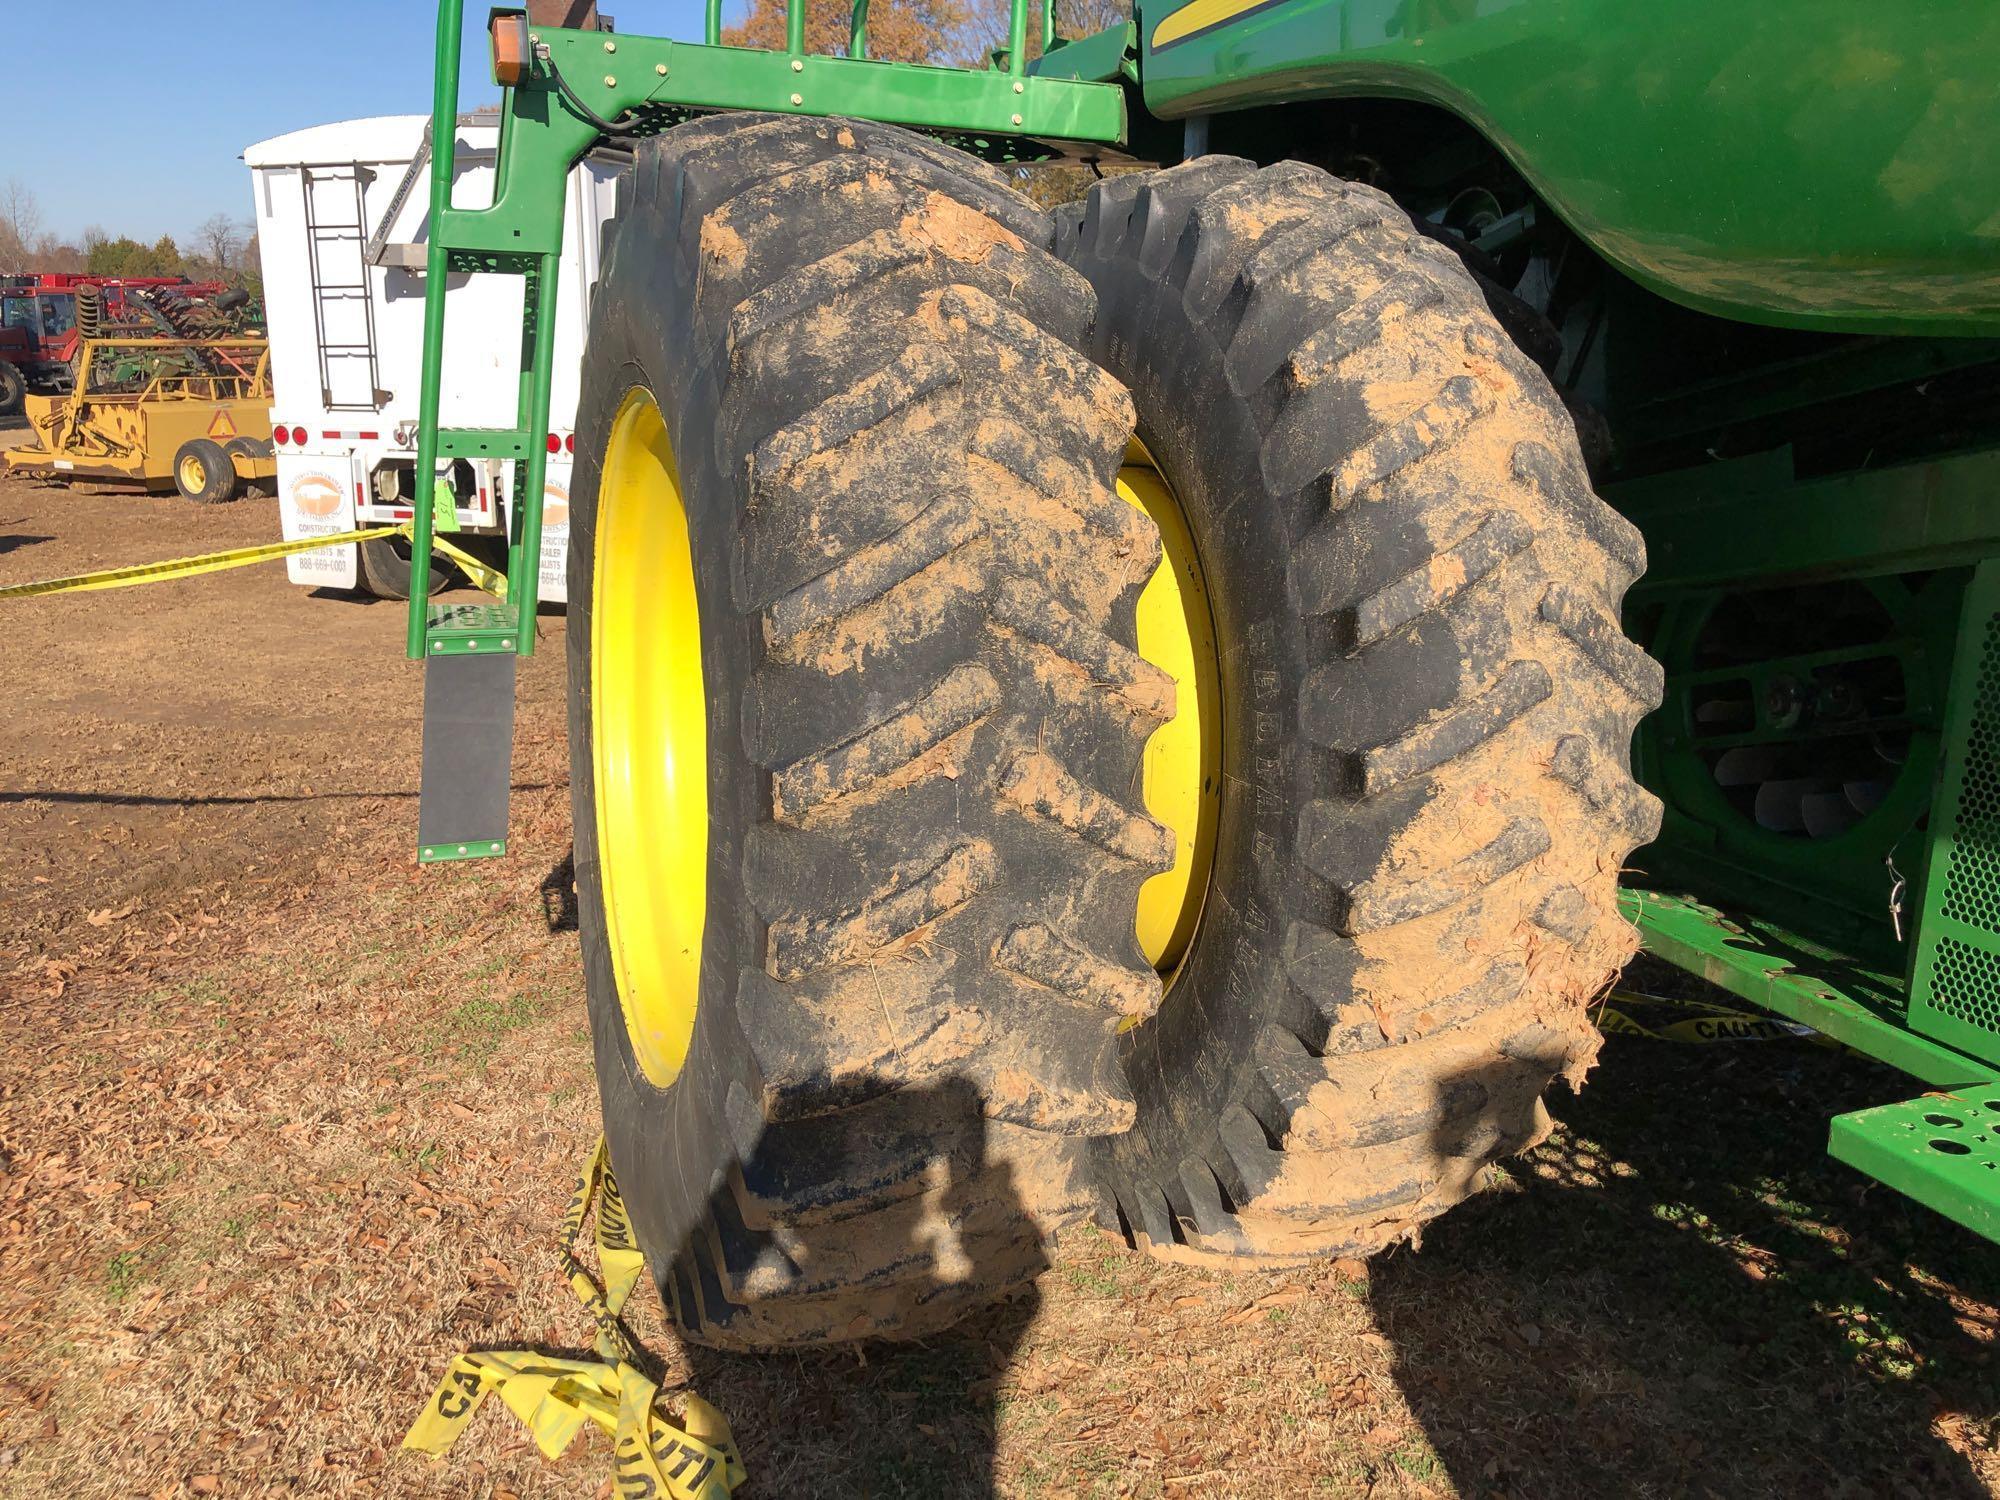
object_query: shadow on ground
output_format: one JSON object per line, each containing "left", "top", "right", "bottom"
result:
{"left": 1378, "top": 981, "right": 2000, "bottom": 1500}
{"left": 645, "top": 1076, "right": 1044, "bottom": 1498}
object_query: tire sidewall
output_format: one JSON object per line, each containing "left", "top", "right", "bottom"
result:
{"left": 565, "top": 224, "right": 765, "bottom": 1280}
{"left": 1092, "top": 255, "right": 1324, "bottom": 1165}
{"left": 176, "top": 439, "right": 235, "bottom": 504}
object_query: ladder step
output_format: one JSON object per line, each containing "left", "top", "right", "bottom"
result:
{"left": 426, "top": 600, "right": 520, "bottom": 650}
{"left": 417, "top": 623, "right": 516, "bottom": 863}
{"left": 436, "top": 427, "right": 533, "bottom": 460}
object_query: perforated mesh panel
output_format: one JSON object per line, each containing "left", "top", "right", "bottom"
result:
{"left": 1929, "top": 936, "right": 2000, "bottom": 1036}
{"left": 1925, "top": 612, "right": 2000, "bottom": 1043}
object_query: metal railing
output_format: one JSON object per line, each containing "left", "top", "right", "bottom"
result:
{"left": 699, "top": 0, "right": 1058, "bottom": 70}
{"left": 406, "top": 0, "right": 1097, "bottom": 658}
{"left": 74, "top": 339, "right": 271, "bottom": 401}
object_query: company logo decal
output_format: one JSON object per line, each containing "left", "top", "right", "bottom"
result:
{"left": 290, "top": 471, "right": 344, "bottom": 518}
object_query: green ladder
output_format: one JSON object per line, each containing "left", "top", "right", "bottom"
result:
{"left": 405, "top": 0, "right": 1133, "bottom": 861}
{"left": 406, "top": 6, "right": 578, "bottom": 863}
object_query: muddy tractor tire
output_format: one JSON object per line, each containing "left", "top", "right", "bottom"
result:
{"left": 172, "top": 438, "right": 239, "bottom": 504}
{"left": 1056, "top": 159, "right": 1663, "bottom": 1264}
{"left": 0, "top": 360, "right": 24, "bottom": 417}
{"left": 567, "top": 115, "right": 1164, "bottom": 1346}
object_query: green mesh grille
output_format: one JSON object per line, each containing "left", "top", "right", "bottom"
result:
{"left": 1926, "top": 613, "right": 2000, "bottom": 1040}
{"left": 1930, "top": 936, "right": 2000, "bottom": 1036}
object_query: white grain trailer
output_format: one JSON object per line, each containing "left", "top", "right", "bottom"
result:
{"left": 244, "top": 113, "right": 621, "bottom": 601}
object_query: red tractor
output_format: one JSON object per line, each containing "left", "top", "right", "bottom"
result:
{"left": 0, "top": 274, "right": 233, "bottom": 416}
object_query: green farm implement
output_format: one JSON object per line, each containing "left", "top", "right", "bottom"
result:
{"left": 404, "top": 0, "right": 2000, "bottom": 1344}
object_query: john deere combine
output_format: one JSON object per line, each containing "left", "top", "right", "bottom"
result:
{"left": 403, "top": 0, "right": 2000, "bottom": 1344}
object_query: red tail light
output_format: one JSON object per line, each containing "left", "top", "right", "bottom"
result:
{"left": 290, "top": 426, "right": 307, "bottom": 447}
{"left": 564, "top": 433, "right": 575, "bottom": 454}
{"left": 272, "top": 425, "right": 288, "bottom": 446}
{"left": 546, "top": 432, "right": 561, "bottom": 454}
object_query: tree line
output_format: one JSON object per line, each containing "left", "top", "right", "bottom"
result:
{"left": 0, "top": 179, "right": 259, "bottom": 291}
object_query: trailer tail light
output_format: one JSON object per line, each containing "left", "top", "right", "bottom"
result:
{"left": 272, "top": 426, "right": 288, "bottom": 446}
{"left": 290, "top": 426, "right": 307, "bottom": 447}
{"left": 492, "top": 13, "right": 531, "bottom": 88}
{"left": 564, "top": 433, "right": 575, "bottom": 454}
{"left": 546, "top": 432, "right": 562, "bottom": 454}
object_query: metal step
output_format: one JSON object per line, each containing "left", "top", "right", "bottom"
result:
{"left": 416, "top": 603, "right": 522, "bottom": 862}
{"left": 436, "top": 427, "right": 534, "bottom": 460}
{"left": 1830, "top": 1090, "right": 2000, "bottom": 1240}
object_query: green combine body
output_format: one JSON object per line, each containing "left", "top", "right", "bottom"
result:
{"left": 408, "top": 0, "right": 2000, "bottom": 1325}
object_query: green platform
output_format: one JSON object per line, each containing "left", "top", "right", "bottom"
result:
{"left": 1831, "top": 1091, "right": 2000, "bottom": 1242}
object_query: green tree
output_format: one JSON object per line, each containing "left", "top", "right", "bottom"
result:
{"left": 86, "top": 236, "right": 147, "bottom": 275}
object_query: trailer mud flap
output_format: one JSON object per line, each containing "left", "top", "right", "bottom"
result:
{"left": 417, "top": 648, "right": 515, "bottom": 862}
{"left": 278, "top": 452, "right": 361, "bottom": 589}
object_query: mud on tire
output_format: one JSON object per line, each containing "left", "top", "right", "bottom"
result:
{"left": 569, "top": 115, "right": 1168, "bottom": 1345}
{"left": 1057, "top": 158, "right": 1663, "bottom": 1263}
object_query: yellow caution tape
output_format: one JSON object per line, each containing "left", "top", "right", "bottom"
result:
{"left": 428, "top": 533, "right": 509, "bottom": 602}
{"left": 1595, "top": 988, "right": 1826, "bottom": 1045}
{"left": 0, "top": 523, "right": 510, "bottom": 602}
{"left": 0, "top": 524, "right": 409, "bottom": 599}
{"left": 403, "top": 1137, "right": 746, "bottom": 1498}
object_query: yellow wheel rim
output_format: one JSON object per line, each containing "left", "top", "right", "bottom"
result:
{"left": 179, "top": 454, "right": 205, "bottom": 492}
{"left": 1118, "top": 441, "right": 1222, "bottom": 988}
{"left": 591, "top": 389, "right": 708, "bottom": 1087}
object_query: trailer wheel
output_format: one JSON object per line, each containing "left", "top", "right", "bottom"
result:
{"left": 1058, "top": 159, "right": 1663, "bottom": 1264}
{"left": 173, "top": 438, "right": 238, "bottom": 504}
{"left": 356, "top": 534, "right": 453, "bottom": 600}
{"left": 0, "top": 361, "right": 25, "bottom": 417}
{"left": 569, "top": 115, "right": 1161, "bottom": 1346}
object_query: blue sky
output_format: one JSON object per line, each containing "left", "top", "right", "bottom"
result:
{"left": 14, "top": 0, "right": 715, "bottom": 244}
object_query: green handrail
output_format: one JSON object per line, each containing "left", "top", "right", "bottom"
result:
{"left": 406, "top": 0, "right": 1104, "bottom": 661}
{"left": 699, "top": 0, "right": 1048, "bottom": 67}
{"left": 406, "top": 0, "right": 463, "bottom": 655}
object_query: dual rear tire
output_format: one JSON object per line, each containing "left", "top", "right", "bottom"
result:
{"left": 566, "top": 119, "right": 1660, "bottom": 1345}
{"left": 172, "top": 438, "right": 238, "bottom": 505}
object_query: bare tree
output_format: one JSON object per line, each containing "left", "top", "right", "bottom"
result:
{"left": 33, "top": 234, "right": 85, "bottom": 274}
{"left": 722, "top": 0, "right": 1130, "bottom": 79}
{"left": 0, "top": 180, "right": 42, "bottom": 251}
{"left": 961, "top": 0, "right": 1131, "bottom": 65}
{"left": 723, "top": 0, "right": 974, "bottom": 64}
{"left": 194, "top": 212, "right": 243, "bottom": 273}
{"left": 0, "top": 179, "right": 43, "bottom": 274}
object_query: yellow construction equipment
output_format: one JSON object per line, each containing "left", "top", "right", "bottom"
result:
{"left": 3, "top": 335, "right": 275, "bottom": 503}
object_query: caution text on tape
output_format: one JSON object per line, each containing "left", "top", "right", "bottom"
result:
{"left": 402, "top": 1137, "right": 746, "bottom": 1498}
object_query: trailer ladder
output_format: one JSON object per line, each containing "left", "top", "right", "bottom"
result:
{"left": 302, "top": 165, "right": 387, "bottom": 411}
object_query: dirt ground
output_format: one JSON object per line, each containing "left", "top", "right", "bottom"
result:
{"left": 3, "top": 469, "right": 1999, "bottom": 1498}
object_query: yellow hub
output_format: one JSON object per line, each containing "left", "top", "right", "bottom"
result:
{"left": 178, "top": 453, "right": 207, "bottom": 492}
{"left": 1117, "top": 443, "right": 1222, "bottom": 986}
{"left": 591, "top": 389, "right": 709, "bottom": 1087}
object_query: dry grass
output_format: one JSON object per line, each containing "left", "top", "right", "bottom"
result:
{"left": 4, "top": 478, "right": 1999, "bottom": 1497}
